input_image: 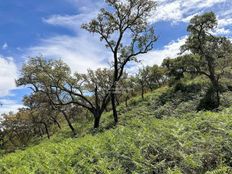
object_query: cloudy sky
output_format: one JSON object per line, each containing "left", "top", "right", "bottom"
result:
{"left": 0, "top": 0, "right": 232, "bottom": 114}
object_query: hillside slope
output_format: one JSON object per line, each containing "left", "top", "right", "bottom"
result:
{"left": 0, "top": 88, "right": 232, "bottom": 174}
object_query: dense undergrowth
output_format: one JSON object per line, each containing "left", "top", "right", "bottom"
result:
{"left": 0, "top": 87, "right": 232, "bottom": 174}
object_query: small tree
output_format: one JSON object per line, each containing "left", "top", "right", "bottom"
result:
{"left": 1, "top": 110, "right": 34, "bottom": 149}
{"left": 117, "top": 75, "right": 136, "bottom": 107}
{"left": 136, "top": 66, "right": 150, "bottom": 99}
{"left": 82, "top": 0, "right": 157, "bottom": 125}
{"left": 23, "top": 93, "right": 62, "bottom": 131}
{"left": 149, "top": 65, "right": 166, "bottom": 89}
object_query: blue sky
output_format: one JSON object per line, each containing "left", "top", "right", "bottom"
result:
{"left": 0, "top": 0, "right": 232, "bottom": 114}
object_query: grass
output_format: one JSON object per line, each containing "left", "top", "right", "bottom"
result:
{"left": 0, "top": 87, "right": 232, "bottom": 174}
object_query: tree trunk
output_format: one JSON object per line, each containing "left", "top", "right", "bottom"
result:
{"left": 116, "top": 96, "right": 120, "bottom": 106}
{"left": 41, "top": 122, "right": 50, "bottom": 139}
{"left": 39, "top": 127, "right": 44, "bottom": 137}
{"left": 207, "top": 56, "right": 220, "bottom": 109}
{"left": 9, "top": 136, "right": 17, "bottom": 147}
{"left": 209, "top": 75, "right": 220, "bottom": 109}
{"left": 93, "top": 112, "right": 101, "bottom": 128}
{"left": 156, "top": 77, "right": 161, "bottom": 87}
{"left": 39, "top": 128, "right": 43, "bottom": 137}
{"left": 61, "top": 111, "right": 77, "bottom": 135}
{"left": 55, "top": 120, "right": 62, "bottom": 129}
{"left": 125, "top": 96, "right": 129, "bottom": 107}
{"left": 105, "top": 106, "right": 109, "bottom": 112}
{"left": 51, "top": 117, "right": 61, "bottom": 129}
{"left": 141, "top": 85, "right": 144, "bottom": 100}
{"left": 111, "top": 93, "right": 118, "bottom": 125}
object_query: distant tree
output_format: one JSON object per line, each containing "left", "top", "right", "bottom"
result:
{"left": 149, "top": 65, "right": 166, "bottom": 88}
{"left": 117, "top": 76, "right": 136, "bottom": 107}
{"left": 134, "top": 65, "right": 165, "bottom": 99}
{"left": 82, "top": 0, "right": 157, "bottom": 125}
{"left": 23, "top": 93, "right": 63, "bottom": 139}
{"left": 180, "top": 12, "right": 232, "bottom": 109}
{"left": 162, "top": 56, "right": 193, "bottom": 84}
{"left": 139, "top": 65, "right": 166, "bottom": 91}
{"left": 0, "top": 110, "right": 33, "bottom": 149}
{"left": 0, "top": 117, "right": 6, "bottom": 148}
{"left": 136, "top": 66, "right": 150, "bottom": 100}
{"left": 24, "top": 93, "right": 62, "bottom": 129}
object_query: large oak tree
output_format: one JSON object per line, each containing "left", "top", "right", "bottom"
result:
{"left": 82, "top": 0, "right": 157, "bottom": 124}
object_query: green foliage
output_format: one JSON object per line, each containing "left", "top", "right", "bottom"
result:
{"left": 1, "top": 87, "right": 232, "bottom": 173}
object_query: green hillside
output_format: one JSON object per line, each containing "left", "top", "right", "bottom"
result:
{"left": 1, "top": 1, "right": 232, "bottom": 174}
{"left": 1, "top": 87, "right": 232, "bottom": 174}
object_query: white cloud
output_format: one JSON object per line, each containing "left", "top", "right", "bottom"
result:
{"left": 0, "top": 57, "right": 20, "bottom": 115}
{"left": 149, "top": 0, "right": 232, "bottom": 36}
{"left": 139, "top": 36, "right": 187, "bottom": 66}
{"left": 218, "top": 17, "right": 232, "bottom": 28}
{"left": 43, "top": 0, "right": 103, "bottom": 31}
{"left": 2, "top": 43, "right": 8, "bottom": 50}
{"left": 150, "top": 1, "right": 182, "bottom": 23}
{"left": 126, "top": 36, "right": 187, "bottom": 74}
{"left": 0, "top": 56, "right": 17, "bottom": 97}
{"left": 65, "top": 0, "right": 104, "bottom": 12}
{"left": 0, "top": 99, "right": 23, "bottom": 115}
{"left": 43, "top": 13, "right": 96, "bottom": 32}
{"left": 213, "top": 27, "right": 231, "bottom": 35}
{"left": 181, "top": 13, "right": 201, "bottom": 23}
{"left": 30, "top": 1, "right": 112, "bottom": 73}
{"left": 151, "top": 0, "right": 229, "bottom": 23}
{"left": 27, "top": 34, "right": 111, "bottom": 73}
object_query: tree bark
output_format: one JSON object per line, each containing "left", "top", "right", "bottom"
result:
{"left": 210, "top": 77, "right": 220, "bottom": 108}
{"left": 51, "top": 117, "right": 61, "bottom": 129}
{"left": 39, "top": 128, "right": 43, "bottom": 137}
{"left": 141, "top": 85, "right": 144, "bottom": 100}
{"left": 111, "top": 93, "right": 118, "bottom": 125}
{"left": 125, "top": 96, "right": 129, "bottom": 107}
{"left": 93, "top": 112, "right": 101, "bottom": 129}
{"left": 61, "top": 110, "right": 77, "bottom": 135}
{"left": 207, "top": 55, "right": 220, "bottom": 109}
{"left": 39, "top": 127, "right": 44, "bottom": 137}
{"left": 55, "top": 120, "right": 62, "bottom": 129}
{"left": 41, "top": 122, "right": 50, "bottom": 139}
{"left": 116, "top": 95, "right": 120, "bottom": 106}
